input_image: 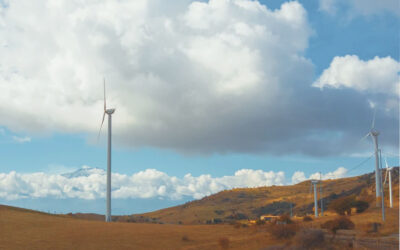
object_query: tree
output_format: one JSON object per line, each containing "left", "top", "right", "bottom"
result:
{"left": 351, "top": 200, "right": 369, "bottom": 213}
{"left": 328, "top": 195, "right": 355, "bottom": 215}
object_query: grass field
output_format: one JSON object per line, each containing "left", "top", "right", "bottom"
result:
{"left": 0, "top": 205, "right": 285, "bottom": 250}
{"left": 1, "top": 196, "right": 398, "bottom": 249}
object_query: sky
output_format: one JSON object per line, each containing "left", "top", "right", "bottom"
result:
{"left": 0, "top": 0, "right": 398, "bottom": 215}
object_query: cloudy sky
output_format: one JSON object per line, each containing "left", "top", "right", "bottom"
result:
{"left": 0, "top": 0, "right": 398, "bottom": 214}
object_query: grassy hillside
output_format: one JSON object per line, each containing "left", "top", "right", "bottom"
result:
{"left": 0, "top": 204, "right": 287, "bottom": 250}
{"left": 134, "top": 169, "right": 399, "bottom": 225}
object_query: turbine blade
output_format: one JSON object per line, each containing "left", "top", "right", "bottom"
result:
{"left": 371, "top": 108, "right": 376, "bottom": 129}
{"left": 360, "top": 132, "right": 370, "bottom": 142}
{"left": 97, "top": 112, "right": 106, "bottom": 142}
{"left": 385, "top": 158, "right": 389, "bottom": 169}
{"left": 104, "top": 78, "right": 106, "bottom": 111}
{"left": 384, "top": 168, "right": 389, "bottom": 185}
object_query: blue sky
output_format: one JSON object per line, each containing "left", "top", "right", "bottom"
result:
{"left": 0, "top": 0, "right": 398, "bottom": 214}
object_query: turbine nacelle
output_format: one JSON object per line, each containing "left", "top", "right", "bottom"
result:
{"left": 311, "top": 180, "right": 320, "bottom": 185}
{"left": 370, "top": 130, "right": 379, "bottom": 137}
{"left": 97, "top": 80, "right": 116, "bottom": 141}
{"left": 106, "top": 108, "right": 115, "bottom": 115}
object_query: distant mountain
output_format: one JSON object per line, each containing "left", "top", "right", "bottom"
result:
{"left": 61, "top": 166, "right": 105, "bottom": 178}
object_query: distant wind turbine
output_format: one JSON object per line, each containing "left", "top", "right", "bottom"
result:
{"left": 311, "top": 180, "right": 319, "bottom": 218}
{"left": 383, "top": 158, "right": 393, "bottom": 208}
{"left": 361, "top": 109, "right": 382, "bottom": 206}
{"left": 319, "top": 172, "right": 323, "bottom": 217}
{"left": 98, "top": 79, "right": 115, "bottom": 222}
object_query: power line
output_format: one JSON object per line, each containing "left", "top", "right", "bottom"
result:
{"left": 346, "top": 154, "right": 374, "bottom": 174}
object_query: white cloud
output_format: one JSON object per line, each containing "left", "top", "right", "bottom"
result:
{"left": 0, "top": 167, "right": 286, "bottom": 201}
{"left": 0, "top": 166, "right": 350, "bottom": 201}
{"left": 12, "top": 136, "right": 31, "bottom": 143}
{"left": 313, "top": 55, "right": 400, "bottom": 96}
{"left": 0, "top": 0, "right": 397, "bottom": 156}
{"left": 292, "top": 167, "right": 348, "bottom": 184}
{"left": 309, "top": 167, "right": 347, "bottom": 180}
{"left": 291, "top": 171, "right": 306, "bottom": 184}
{"left": 319, "top": 0, "right": 400, "bottom": 16}
{"left": 0, "top": 0, "right": 315, "bottom": 153}
{"left": 319, "top": 0, "right": 337, "bottom": 15}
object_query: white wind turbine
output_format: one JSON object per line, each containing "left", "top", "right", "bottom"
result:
{"left": 311, "top": 180, "right": 319, "bottom": 218}
{"left": 361, "top": 110, "right": 382, "bottom": 206}
{"left": 383, "top": 158, "right": 393, "bottom": 208}
{"left": 319, "top": 172, "right": 324, "bottom": 217}
{"left": 98, "top": 79, "right": 116, "bottom": 222}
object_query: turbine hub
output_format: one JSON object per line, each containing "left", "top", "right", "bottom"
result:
{"left": 106, "top": 108, "right": 115, "bottom": 114}
{"left": 370, "top": 129, "right": 379, "bottom": 136}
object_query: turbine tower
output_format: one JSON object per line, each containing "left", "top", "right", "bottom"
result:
{"left": 98, "top": 79, "right": 115, "bottom": 222}
{"left": 311, "top": 180, "right": 319, "bottom": 218}
{"left": 319, "top": 173, "right": 323, "bottom": 217}
{"left": 362, "top": 110, "right": 382, "bottom": 206}
{"left": 384, "top": 158, "right": 393, "bottom": 208}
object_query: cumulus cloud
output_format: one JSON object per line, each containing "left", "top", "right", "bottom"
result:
{"left": 0, "top": 0, "right": 397, "bottom": 155}
{"left": 309, "top": 167, "right": 348, "bottom": 180}
{"left": 314, "top": 55, "right": 400, "bottom": 95}
{"left": 319, "top": 0, "right": 400, "bottom": 16}
{"left": 0, "top": 167, "right": 287, "bottom": 200}
{"left": 292, "top": 167, "right": 348, "bottom": 184}
{"left": 0, "top": 166, "right": 350, "bottom": 200}
{"left": 291, "top": 171, "right": 307, "bottom": 184}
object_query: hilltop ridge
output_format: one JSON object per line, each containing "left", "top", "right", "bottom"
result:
{"left": 127, "top": 168, "right": 399, "bottom": 225}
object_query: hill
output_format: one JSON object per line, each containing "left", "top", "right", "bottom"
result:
{"left": 0, "top": 204, "right": 288, "bottom": 249}
{"left": 132, "top": 168, "right": 399, "bottom": 225}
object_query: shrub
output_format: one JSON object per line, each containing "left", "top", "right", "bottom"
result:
{"left": 351, "top": 200, "right": 369, "bottom": 213}
{"left": 256, "top": 219, "right": 266, "bottom": 225}
{"left": 267, "top": 224, "right": 297, "bottom": 239}
{"left": 303, "top": 216, "right": 313, "bottom": 222}
{"left": 329, "top": 195, "right": 355, "bottom": 215}
{"left": 181, "top": 235, "right": 190, "bottom": 242}
{"left": 367, "top": 222, "right": 382, "bottom": 233}
{"left": 321, "top": 217, "right": 355, "bottom": 233}
{"left": 295, "top": 229, "right": 324, "bottom": 249}
{"left": 329, "top": 196, "right": 370, "bottom": 215}
{"left": 277, "top": 214, "right": 293, "bottom": 224}
{"left": 218, "top": 237, "right": 230, "bottom": 249}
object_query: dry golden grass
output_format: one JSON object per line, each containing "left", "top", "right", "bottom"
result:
{"left": 139, "top": 174, "right": 372, "bottom": 224}
{"left": 0, "top": 205, "right": 284, "bottom": 250}
{"left": 1, "top": 200, "right": 398, "bottom": 249}
{"left": 299, "top": 178, "right": 399, "bottom": 237}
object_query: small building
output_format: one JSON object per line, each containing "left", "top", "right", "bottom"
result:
{"left": 260, "top": 215, "right": 280, "bottom": 221}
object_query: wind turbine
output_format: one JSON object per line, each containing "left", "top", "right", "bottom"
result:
{"left": 319, "top": 173, "right": 324, "bottom": 217}
{"left": 383, "top": 158, "right": 393, "bottom": 208}
{"left": 311, "top": 180, "right": 319, "bottom": 218}
{"left": 98, "top": 79, "right": 116, "bottom": 222}
{"left": 362, "top": 110, "right": 382, "bottom": 206}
